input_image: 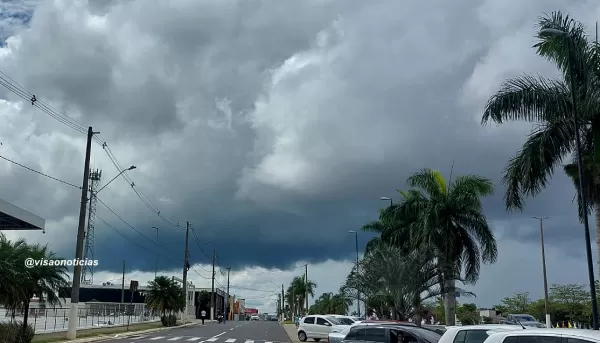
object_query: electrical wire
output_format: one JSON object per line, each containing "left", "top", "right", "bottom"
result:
{"left": 0, "top": 69, "right": 183, "bottom": 230}
{"left": 229, "top": 286, "right": 280, "bottom": 293}
{"left": 0, "top": 154, "right": 82, "bottom": 189}
{"left": 96, "top": 196, "right": 178, "bottom": 255}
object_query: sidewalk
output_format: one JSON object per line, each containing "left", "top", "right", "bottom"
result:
{"left": 283, "top": 324, "right": 300, "bottom": 343}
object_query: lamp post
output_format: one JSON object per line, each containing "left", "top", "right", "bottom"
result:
{"left": 152, "top": 226, "right": 158, "bottom": 279}
{"left": 380, "top": 196, "right": 392, "bottom": 206}
{"left": 539, "top": 27, "right": 598, "bottom": 330}
{"left": 96, "top": 165, "right": 136, "bottom": 194}
{"left": 532, "top": 216, "right": 550, "bottom": 328}
{"left": 348, "top": 230, "right": 360, "bottom": 317}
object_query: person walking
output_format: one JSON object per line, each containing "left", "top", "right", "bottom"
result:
{"left": 200, "top": 309, "right": 206, "bottom": 325}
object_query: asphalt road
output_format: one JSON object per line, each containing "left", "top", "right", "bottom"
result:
{"left": 100, "top": 321, "right": 292, "bottom": 343}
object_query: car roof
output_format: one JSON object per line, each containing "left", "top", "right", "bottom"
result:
{"left": 445, "top": 325, "right": 525, "bottom": 331}
{"left": 493, "top": 329, "right": 600, "bottom": 339}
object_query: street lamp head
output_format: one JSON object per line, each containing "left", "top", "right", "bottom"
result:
{"left": 348, "top": 230, "right": 356, "bottom": 233}
{"left": 127, "top": 165, "right": 136, "bottom": 170}
{"left": 380, "top": 196, "right": 391, "bottom": 201}
{"left": 539, "top": 28, "right": 567, "bottom": 37}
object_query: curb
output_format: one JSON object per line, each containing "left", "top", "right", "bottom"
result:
{"left": 56, "top": 322, "right": 198, "bottom": 343}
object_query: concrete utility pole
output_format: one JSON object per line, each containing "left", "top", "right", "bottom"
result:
{"left": 121, "top": 260, "right": 125, "bottom": 303}
{"left": 182, "top": 222, "right": 190, "bottom": 323}
{"left": 67, "top": 126, "right": 97, "bottom": 340}
{"left": 226, "top": 267, "right": 231, "bottom": 321}
{"left": 533, "top": 216, "right": 551, "bottom": 328}
{"left": 211, "top": 250, "right": 216, "bottom": 320}
{"left": 281, "top": 284, "right": 284, "bottom": 322}
{"left": 305, "top": 264, "right": 308, "bottom": 314}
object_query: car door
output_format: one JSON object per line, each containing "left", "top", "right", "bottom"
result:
{"left": 316, "top": 317, "right": 333, "bottom": 338}
{"left": 303, "top": 316, "right": 316, "bottom": 337}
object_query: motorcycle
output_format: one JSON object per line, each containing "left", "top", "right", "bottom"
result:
{"left": 217, "top": 315, "right": 224, "bottom": 323}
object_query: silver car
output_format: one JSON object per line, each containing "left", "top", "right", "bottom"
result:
{"left": 328, "top": 322, "right": 417, "bottom": 343}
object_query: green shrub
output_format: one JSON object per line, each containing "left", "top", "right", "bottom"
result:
{"left": 160, "top": 314, "right": 178, "bottom": 327}
{"left": 0, "top": 322, "right": 35, "bottom": 343}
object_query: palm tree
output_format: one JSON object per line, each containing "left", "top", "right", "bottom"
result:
{"left": 286, "top": 276, "right": 317, "bottom": 315}
{"left": 145, "top": 276, "right": 185, "bottom": 322}
{"left": 0, "top": 234, "right": 28, "bottom": 311}
{"left": 481, "top": 12, "right": 600, "bottom": 273}
{"left": 17, "top": 243, "right": 69, "bottom": 330}
{"left": 383, "top": 169, "right": 497, "bottom": 325}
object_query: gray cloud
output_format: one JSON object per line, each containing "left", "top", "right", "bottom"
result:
{"left": 1, "top": 0, "right": 599, "bottom": 312}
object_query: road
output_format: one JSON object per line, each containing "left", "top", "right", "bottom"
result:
{"left": 100, "top": 321, "right": 292, "bottom": 343}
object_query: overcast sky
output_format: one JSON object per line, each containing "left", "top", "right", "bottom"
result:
{"left": 1, "top": 0, "right": 599, "bottom": 314}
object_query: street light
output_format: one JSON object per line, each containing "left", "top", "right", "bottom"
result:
{"left": 95, "top": 165, "right": 136, "bottom": 194}
{"left": 532, "top": 216, "right": 550, "bottom": 328}
{"left": 348, "top": 230, "right": 360, "bottom": 317}
{"left": 152, "top": 226, "right": 158, "bottom": 279}
{"left": 380, "top": 196, "right": 392, "bottom": 206}
{"left": 539, "top": 27, "right": 598, "bottom": 330}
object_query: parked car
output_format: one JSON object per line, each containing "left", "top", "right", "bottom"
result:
{"left": 340, "top": 324, "right": 442, "bottom": 343}
{"left": 482, "top": 328, "right": 596, "bottom": 343}
{"left": 250, "top": 315, "right": 259, "bottom": 321}
{"left": 438, "top": 325, "right": 527, "bottom": 343}
{"left": 298, "top": 315, "right": 349, "bottom": 342}
{"left": 328, "top": 322, "right": 430, "bottom": 343}
{"left": 502, "top": 314, "right": 545, "bottom": 328}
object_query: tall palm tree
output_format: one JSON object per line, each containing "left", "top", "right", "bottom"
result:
{"left": 0, "top": 234, "right": 28, "bottom": 310}
{"left": 17, "top": 243, "right": 70, "bottom": 330}
{"left": 481, "top": 12, "right": 600, "bottom": 273}
{"left": 146, "top": 276, "right": 185, "bottom": 320}
{"left": 286, "top": 276, "right": 317, "bottom": 315}
{"left": 384, "top": 169, "right": 497, "bottom": 325}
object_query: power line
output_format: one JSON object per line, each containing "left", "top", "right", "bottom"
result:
{"left": 0, "top": 153, "right": 82, "bottom": 189}
{"left": 96, "top": 196, "right": 177, "bottom": 255}
{"left": 0, "top": 69, "right": 182, "bottom": 229}
{"left": 229, "top": 285, "right": 280, "bottom": 293}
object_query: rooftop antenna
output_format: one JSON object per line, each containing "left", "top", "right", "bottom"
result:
{"left": 448, "top": 156, "right": 456, "bottom": 188}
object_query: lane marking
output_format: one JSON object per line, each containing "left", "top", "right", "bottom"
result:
{"left": 207, "top": 338, "right": 219, "bottom": 342}
{"left": 245, "top": 340, "right": 254, "bottom": 343}
{"left": 225, "top": 339, "right": 236, "bottom": 343}
{"left": 214, "top": 332, "right": 228, "bottom": 338}
{"left": 168, "top": 338, "right": 183, "bottom": 341}
{"left": 230, "top": 328, "right": 235, "bottom": 331}
{"left": 150, "top": 337, "right": 165, "bottom": 341}
{"left": 187, "top": 338, "right": 202, "bottom": 341}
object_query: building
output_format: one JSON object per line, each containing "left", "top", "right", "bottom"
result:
{"left": 0, "top": 197, "right": 45, "bottom": 231}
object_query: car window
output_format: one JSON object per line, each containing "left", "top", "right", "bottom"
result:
{"left": 304, "top": 317, "right": 315, "bottom": 324}
{"left": 391, "top": 329, "right": 419, "bottom": 343}
{"left": 338, "top": 318, "right": 355, "bottom": 325}
{"left": 327, "top": 317, "right": 343, "bottom": 325}
{"left": 454, "top": 330, "right": 490, "bottom": 343}
{"left": 317, "top": 317, "right": 330, "bottom": 326}
{"left": 346, "top": 327, "right": 362, "bottom": 340}
{"left": 504, "top": 336, "right": 560, "bottom": 343}
{"left": 567, "top": 339, "right": 595, "bottom": 343}
{"left": 514, "top": 315, "right": 536, "bottom": 322}
{"left": 361, "top": 328, "right": 386, "bottom": 342}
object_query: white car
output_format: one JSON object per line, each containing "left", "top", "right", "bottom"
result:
{"left": 483, "top": 328, "right": 597, "bottom": 343}
{"left": 298, "top": 315, "right": 348, "bottom": 342}
{"left": 250, "top": 315, "right": 259, "bottom": 321}
{"left": 439, "top": 325, "right": 528, "bottom": 343}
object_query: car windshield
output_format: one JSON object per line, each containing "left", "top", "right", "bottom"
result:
{"left": 338, "top": 318, "right": 355, "bottom": 325}
{"left": 515, "top": 315, "right": 536, "bottom": 321}
{"left": 327, "top": 317, "right": 343, "bottom": 325}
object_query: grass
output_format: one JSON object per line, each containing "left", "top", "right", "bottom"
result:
{"left": 32, "top": 321, "right": 164, "bottom": 343}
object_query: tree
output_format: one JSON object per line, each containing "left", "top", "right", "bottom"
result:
{"left": 456, "top": 303, "right": 479, "bottom": 325}
{"left": 494, "top": 292, "right": 532, "bottom": 314}
{"left": 286, "top": 275, "right": 317, "bottom": 316}
{"left": 145, "top": 276, "right": 185, "bottom": 325}
{"left": 550, "top": 284, "right": 590, "bottom": 322}
{"left": 381, "top": 169, "right": 497, "bottom": 325}
{"left": 308, "top": 292, "right": 350, "bottom": 315}
{"left": 481, "top": 11, "right": 600, "bottom": 275}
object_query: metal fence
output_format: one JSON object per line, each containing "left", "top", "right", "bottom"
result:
{"left": 0, "top": 302, "right": 160, "bottom": 333}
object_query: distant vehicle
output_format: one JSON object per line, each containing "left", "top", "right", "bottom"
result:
{"left": 503, "top": 314, "right": 545, "bottom": 328}
{"left": 250, "top": 315, "right": 260, "bottom": 321}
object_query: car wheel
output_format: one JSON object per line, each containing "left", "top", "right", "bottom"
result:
{"left": 314, "top": 339, "right": 321, "bottom": 342}
{"left": 298, "top": 331, "right": 307, "bottom": 342}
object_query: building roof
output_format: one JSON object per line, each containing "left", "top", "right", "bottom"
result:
{"left": 0, "top": 197, "right": 45, "bottom": 231}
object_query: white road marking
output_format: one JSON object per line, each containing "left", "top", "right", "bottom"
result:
{"left": 230, "top": 328, "right": 234, "bottom": 331}
{"left": 214, "top": 332, "right": 228, "bottom": 338}
{"left": 168, "top": 338, "right": 183, "bottom": 341}
{"left": 244, "top": 340, "right": 254, "bottom": 343}
{"left": 187, "top": 338, "right": 202, "bottom": 341}
{"left": 150, "top": 337, "right": 165, "bottom": 341}
{"left": 265, "top": 341, "right": 273, "bottom": 343}
{"left": 206, "top": 338, "right": 219, "bottom": 342}
{"left": 225, "top": 339, "right": 236, "bottom": 343}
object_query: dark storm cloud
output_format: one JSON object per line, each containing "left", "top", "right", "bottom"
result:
{"left": 3, "top": 0, "right": 600, "bottom": 306}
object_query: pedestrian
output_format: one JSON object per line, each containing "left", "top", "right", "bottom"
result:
{"left": 201, "top": 309, "right": 206, "bottom": 325}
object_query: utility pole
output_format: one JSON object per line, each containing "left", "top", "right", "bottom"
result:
{"left": 305, "top": 264, "right": 308, "bottom": 314}
{"left": 121, "top": 260, "right": 125, "bottom": 304}
{"left": 67, "top": 126, "right": 96, "bottom": 340}
{"left": 292, "top": 286, "right": 295, "bottom": 318}
{"left": 211, "top": 250, "right": 216, "bottom": 320}
{"left": 281, "top": 284, "right": 285, "bottom": 322}
{"left": 182, "top": 222, "right": 190, "bottom": 324}
{"left": 533, "top": 216, "right": 551, "bottom": 328}
{"left": 226, "top": 267, "right": 231, "bottom": 321}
